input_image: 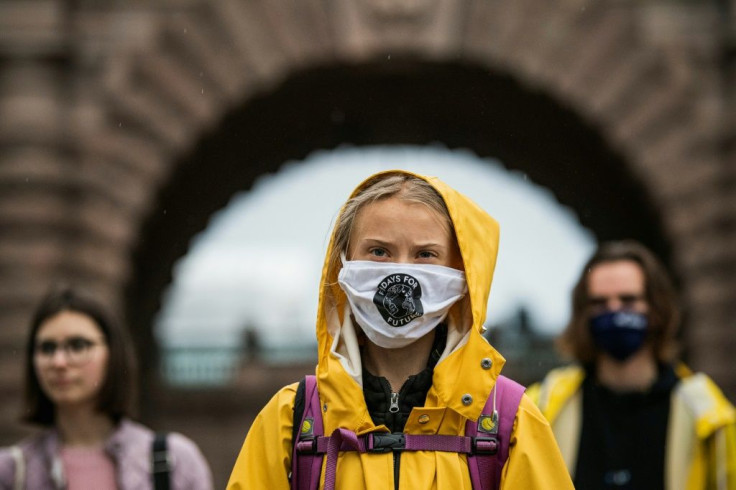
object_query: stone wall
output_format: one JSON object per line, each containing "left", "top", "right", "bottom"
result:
{"left": 1, "top": 1, "right": 734, "bottom": 486}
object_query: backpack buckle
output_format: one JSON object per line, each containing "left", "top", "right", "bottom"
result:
{"left": 295, "top": 437, "right": 318, "bottom": 454}
{"left": 472, "top": 436, "right": 499, "bottom": 455}
{"left": 152, "top": 448, "right": 171, "bottom": 474}
{"left": 367, "top": 433, "right": 405, "bottom": 453}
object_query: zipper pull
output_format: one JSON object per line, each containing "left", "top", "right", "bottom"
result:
{"left": 389, "top": 392, "right": 400, "bottom": 413}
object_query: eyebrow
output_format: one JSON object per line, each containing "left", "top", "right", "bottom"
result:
{"left": 359, "top": 238, "right": 391, "bottom": 246}
{"left": 35, "top": 334, "right": 100, "bottom": 343}
{"left": 588, "top": 294, "right": 645, "bottom": 302}
{"left": 360, "top": 238, "right": 446, "bottom": 247}
{"left": 412, "top": 241, "right": 445, "bottom": 248}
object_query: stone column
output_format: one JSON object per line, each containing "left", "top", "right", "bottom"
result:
{"left": 639, "top": 1, "right": 736, "bottom": 401}
{"left": 0, "top": 0, "right": 75, "bottom": 441}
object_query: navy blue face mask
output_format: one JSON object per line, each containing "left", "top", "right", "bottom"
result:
{"left": 589, "top": 310, "right": 648, "bottom": 361}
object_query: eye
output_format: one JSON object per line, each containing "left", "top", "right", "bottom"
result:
{"left": 620, "top": 295, "right": 643, "bottom": 307}
{"left": 37, "top": 341, "right": 57, "bottom": 356}
{"left": 417, "top": 250, "right": 437, "bottom": 259}
{"left": 66, "top": 337, "right": 93, "bottom": 353}
{"left": 369, "top": 248, "right": 388, "bottom": 258}
{"left": 587, "top": 297, "right": 607, "bottom": 309}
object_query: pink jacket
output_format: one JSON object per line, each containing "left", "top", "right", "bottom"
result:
{"left": 0, "top": 419, "right": 212, "bottom": 490}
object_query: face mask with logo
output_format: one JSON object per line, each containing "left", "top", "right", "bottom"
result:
{"left": 337, "top": 258, "right": 467, "bottom": 349}
{"left": 589, "top": 310, "right": 649, "bottom": 361}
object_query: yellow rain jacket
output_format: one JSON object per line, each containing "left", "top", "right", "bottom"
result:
{"left": 227, "top": 170, "right": 573, "bottom": 489}
{"left": 528, "top": 364, "right": 736, "bottom": 490}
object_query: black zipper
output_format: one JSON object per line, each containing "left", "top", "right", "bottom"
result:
{"left": 383, "top": 385, "right": 403, "bottom": 490}
{"left": 386, "top": 382, "right": 412, "bottom": 490}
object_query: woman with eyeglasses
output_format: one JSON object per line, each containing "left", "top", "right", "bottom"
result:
{"left": 0, "top": 286, "right": 213, "bottom": 489}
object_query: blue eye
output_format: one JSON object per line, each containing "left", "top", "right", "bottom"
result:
{"left": 370, "top": 248, "right": 387, "bottom": 257}
{"left": 417, "top": 250, "right": 440, "bottom": 260}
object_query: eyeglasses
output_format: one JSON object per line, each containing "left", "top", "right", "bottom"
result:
{"left": 34, "top": 336, "right": 105, "bottom": 366}
{"left": 588, "top": 294, "right": 646, "bottom": 310}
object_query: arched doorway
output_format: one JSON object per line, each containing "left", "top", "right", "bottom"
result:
{"left": 2, "top": 3, "right": 733, "bottom": 486}
{"left": 125, "top": 62, "right": 671, "bottom": 484}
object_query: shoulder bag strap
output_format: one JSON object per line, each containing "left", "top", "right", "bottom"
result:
{"left": 466, "top": 375, "right": 526, "bottom": 490}
{"left": 152, "top": 432, "right": 170, "bottom": 490}
{"left": 290, "top": 377, "right": 307, "bottom": 489}
{"left": 291, "top": 375, "right": 324, "bottom": 490}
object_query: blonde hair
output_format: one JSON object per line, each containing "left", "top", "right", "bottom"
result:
{"left": 324, "top": 172, "right": 454, "bottom": 306}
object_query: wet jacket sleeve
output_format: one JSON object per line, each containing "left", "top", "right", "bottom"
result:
{"left": 227, "top": 383, "right": 298, "bottom": 490}
{"left": 525, "top": 383, "right": 541, "bottom": 405}
{"left": 501, "top": 394, "right": 574, "bottom": 489}
{"left": 708, "top": 420, "right": 736, "bottom": 490}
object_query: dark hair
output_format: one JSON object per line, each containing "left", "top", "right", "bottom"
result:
{"left": 23, "top": 285, "right": 138, "bottom": 425}
{"left": 558, "top": 240, "right": 680, "bottom": 364}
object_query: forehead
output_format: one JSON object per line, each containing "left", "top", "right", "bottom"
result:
{"left": 354, "top": 197, "right": 451, "bottom": 234}
{"left": 587, "top": 260, "right": 645, "bottom": 294}
{"left": 36, "top": 310, "right": 102, "bottom": 340}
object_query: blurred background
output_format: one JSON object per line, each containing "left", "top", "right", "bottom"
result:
{"left": 1, "top": 0, "right": 734, "bottom": 487}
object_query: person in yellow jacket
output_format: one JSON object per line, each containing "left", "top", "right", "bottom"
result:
{"left": 528, "top": 240, "right": 736, "bottom": 490}
{"left": 227, "top": 170, "right": 573, "bottom": 489}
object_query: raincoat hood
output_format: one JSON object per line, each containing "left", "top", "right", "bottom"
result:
{"left": 227, "top": 169, "right": 578, "bottom": 490}
{"left": 315, "top": 170, "right": 505, "bottom": 436}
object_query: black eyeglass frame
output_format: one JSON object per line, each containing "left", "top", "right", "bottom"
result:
{"left": 34, "top": 336, "right": 106, "bottom": 365}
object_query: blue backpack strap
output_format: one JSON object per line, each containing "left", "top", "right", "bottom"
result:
{"left": 465, "top": 375, "right": 526, "bottom": 490}
{"left": 291, "top": 375, "right": 323, "bottom": 490}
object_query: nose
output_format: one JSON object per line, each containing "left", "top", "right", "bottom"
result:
{"left": 606, "top": 298, "right": 624, "bottom": 310}
{"left": 392, "top": 251, "right": 418, "bottom": 264}
{"left": 49, "top": 348, "right": 69, "bottom": 367}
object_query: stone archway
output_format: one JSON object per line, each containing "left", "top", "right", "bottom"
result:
{"left": 128, "top": 58, "right": 671, "bottom": 385}
{"left": 1, "top": 0, "right": 733, "bottom": 485}
{"left": 104, "top": 0, "right": 732, "bottom": 399}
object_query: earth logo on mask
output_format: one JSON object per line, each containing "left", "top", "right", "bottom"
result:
{"left": 373, "top": 273, "right": 424, "bottom": 328}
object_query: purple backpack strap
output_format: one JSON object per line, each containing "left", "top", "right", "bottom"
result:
{"left": 292, "top": 374, "right": 524, "bottom": 490}
{"left": 291, "top": 375, "right": 324, "bottom": 490}
{"left": 465, "top": 375, "right": 526, "bottom": 490}
{"left": 323, "top": 427, "right": 363, "bottom": 490}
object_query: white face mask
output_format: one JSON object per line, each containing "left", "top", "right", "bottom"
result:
{"left": 337, "top": 257, "right": 467, "bottom": 349}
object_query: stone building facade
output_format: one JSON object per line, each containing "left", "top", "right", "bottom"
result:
{"left": 1, "top": 0, "right": 734, "bottom": 486}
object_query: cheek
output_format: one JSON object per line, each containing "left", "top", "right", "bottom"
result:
{"left": 34, "top": 361, "right": 51, "bottom": 388}
{"left": 86, "top": 354, "right": 110, "bottom": 390}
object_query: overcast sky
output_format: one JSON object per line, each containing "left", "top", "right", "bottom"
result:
{"left": 155, "top": 146, "right": 596, "bottom": 348}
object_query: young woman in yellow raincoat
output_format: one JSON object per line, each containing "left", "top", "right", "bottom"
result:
{"left": 227, "top": 170, "right": 573, "bottom": 489}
